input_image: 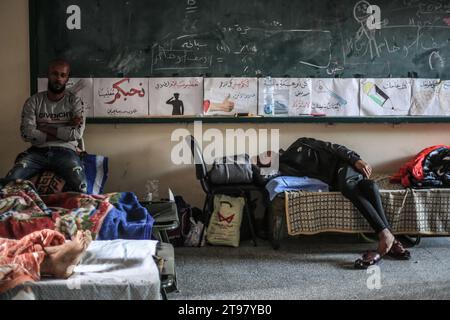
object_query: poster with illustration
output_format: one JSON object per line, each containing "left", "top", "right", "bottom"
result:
{"left": 148, "top": 77, "right": 203, "bottom": 116}
{"left": 38, "top": 78, "right": 94, "bottom": 118}
{"left": 360, "top": 78, "right": 412, "bottom": 116}
{"left": 310, "top": 79, "right": 359, "bottom": 116}
{"left": 410, "top": 79, "right": 442, "bottom": 115}
{"left": 439, "top": 81, "right": 450, "bottom": 115}
{"left": 258, "top": 78, "right": 311, "bottom": 116}
{"left": 203, "top": 78, "right": 257, "bottom": 115}
{"left": 93, "top": 78, "right": 149, "bottom": 117}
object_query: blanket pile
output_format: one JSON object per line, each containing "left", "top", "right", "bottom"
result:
{"left": 0, "top": 180, "right": 154, "bottom": 240}
{"left": 390, "top": 145, "right": 450, "bottom": 188}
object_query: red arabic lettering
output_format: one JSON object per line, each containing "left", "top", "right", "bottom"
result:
{"left": 106, "top": 78, "right": 146, "bottom": 104}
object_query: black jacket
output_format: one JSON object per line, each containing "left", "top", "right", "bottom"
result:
{"left": 279, "top": 137, "right": 361, "bottom": 187}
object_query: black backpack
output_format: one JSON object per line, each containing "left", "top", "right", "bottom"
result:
{"left": 168, "top": 196, "right": 206, "bottom": 247}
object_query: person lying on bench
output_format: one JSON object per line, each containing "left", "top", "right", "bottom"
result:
{"left": 0, "top": 229, "right": 92, "bottom": 294}
{"left": 279, "top": 137, "right": 411, "bottom": 269}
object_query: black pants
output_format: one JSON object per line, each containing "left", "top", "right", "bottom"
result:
{"left": 337, "top": 165, "right": 390, "bottom": 234}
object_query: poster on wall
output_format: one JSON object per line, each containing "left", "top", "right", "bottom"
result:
{"left": 203, "top": 78, "right": 257, "bottom": 115}
{"left": 38, "top": 78, "right": 94, "bottom": 118}
{"left": 148, "top": 77, "right": 203, "bottom": 116}
{"left": 258, "top": 78, "right": 311, "bottom": 116}
{"left": 439, "top": 81, "right": 450, "bottom": 115}
{"left": 93, "top": 78, "right": 149, "bottom": 117}
{"left": 310, "top": 79, "right": 359, "bottom": 116}
{"left": 360, "top": 78, "right": 412, "bottom": 116}
{"left": 410, "top": 79, "right": 442, "bottom": 116}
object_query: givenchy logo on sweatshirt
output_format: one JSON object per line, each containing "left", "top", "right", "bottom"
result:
{"left": 38, "top": 112, "right": 73, "bottom": 119}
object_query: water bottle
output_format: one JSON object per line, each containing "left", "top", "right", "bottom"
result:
{"left": 145, "top": 179, "right": 160, "bottom": 202}
{"left": 263, "top": 76, "right": 274, "bottom": 115}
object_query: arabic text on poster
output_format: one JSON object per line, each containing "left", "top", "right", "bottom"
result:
{"left": 149, "top": 77, "right": 203, "bottom": 116}
{"left": 93, "top": 78, "right": 149, "bottom": 117}
{"left": 360, "top": 78, "right": 412, "bottom": 116}
{"left": 38, "top": 78, "right": 94, "bottom": 118}
{"left": 258, "top": 78, "right": 312, "bottom": 116}
{"left": 310, "top": 79, "right": 359, "bottom": 116}
{"left": 203, "top": 78, "right": 258, "bottom": 115}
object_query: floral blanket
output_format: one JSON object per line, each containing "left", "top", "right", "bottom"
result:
{"left": 0, "top": 181, "right": 154, "bottom": 240}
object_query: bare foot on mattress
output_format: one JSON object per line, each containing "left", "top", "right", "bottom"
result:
{"left": 42, "top": 230, "right": 92, "bottom": 279}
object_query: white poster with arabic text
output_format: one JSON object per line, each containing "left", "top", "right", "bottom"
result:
{"left": 258, "top": 78, "right": 311, "bottom": 116}
{"left": 203, "top": 78, "right": 257, "bottom": 115}
{"left": 439, "top": 81, "right": 450, "bottom": 115}
{"left": 149, "top": 77, "right": 203, "bottom": 116}
{"left": 360, "top": 78, "right": 412, "bottom": 116}
{"left": 310, "top": 79, "right": 359, "bottom": 116}
{"left": 93, "top": 78, "right": 149, "bottom": 117}
{"left": 38, "top": 78, "right": 94, "bottom": 118}
{"left": 410, "top": 79, "right": 442, "bottom": 115}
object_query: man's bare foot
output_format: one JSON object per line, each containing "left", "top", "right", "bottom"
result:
{"left": 377, "top": 228, "right": 395, "bottom": 256}
{"left": 41, "top": 230, "right": 92, "bottom": 279}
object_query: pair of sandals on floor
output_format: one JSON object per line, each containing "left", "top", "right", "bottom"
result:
{"left": 354, "top": 239, "right": 411, "bottom": 269}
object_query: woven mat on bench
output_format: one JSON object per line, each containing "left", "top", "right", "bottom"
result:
{"left": 285, "top": 175, "right": 450, "bottom": 236}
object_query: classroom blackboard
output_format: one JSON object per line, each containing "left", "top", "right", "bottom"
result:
{"left": 29, "top": 0, "right": 450, "bottom": 123}
{"left": 30, "top": 0, "right": 450, "bottom": 80}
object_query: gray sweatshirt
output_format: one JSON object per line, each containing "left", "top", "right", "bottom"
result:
{"left": 20, "top": 91, "right": 85, "bottom": 151}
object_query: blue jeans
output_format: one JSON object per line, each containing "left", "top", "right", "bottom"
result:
{"left": 5, "top": 146, "right": 87, "bottom": 193}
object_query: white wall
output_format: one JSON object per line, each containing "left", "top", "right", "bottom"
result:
{"left": 1, "top": 0, "right": 449, "bottom": 208}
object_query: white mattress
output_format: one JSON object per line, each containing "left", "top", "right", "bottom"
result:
{"left": 2, "top": 240, "right": 161, "bottom": 300}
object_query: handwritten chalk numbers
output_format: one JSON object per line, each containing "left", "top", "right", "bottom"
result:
{"left": 366, "top": 5, "right": 381, "bottom": 30}
{"left": 66, "top": 5, "right": 81, "bottom": 30}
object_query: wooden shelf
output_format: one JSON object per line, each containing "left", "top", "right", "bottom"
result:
{"left": 86, "top": 116, "right": 450, "bottom": 124}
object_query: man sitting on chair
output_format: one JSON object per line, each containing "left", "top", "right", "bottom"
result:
{"left": 3, "top": 59, "right": 87, "bottom": 193}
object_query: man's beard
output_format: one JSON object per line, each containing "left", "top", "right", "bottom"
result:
{"left": 48, "top": 81, "right": 66, "bottom": 94}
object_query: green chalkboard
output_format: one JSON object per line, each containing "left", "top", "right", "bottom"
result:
{"left": 30, "top": 0, "right": 450, "bottom": 80}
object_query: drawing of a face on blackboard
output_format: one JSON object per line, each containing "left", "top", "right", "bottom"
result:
{"left": 353, "top": 0, "right": 371, "bottom": 23}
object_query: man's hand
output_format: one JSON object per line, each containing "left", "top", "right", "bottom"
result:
{"left": 69, "top": 116, "right": 83, "bottom": 127}
{"left": 354, "top": 159, "right": 372, "bottom": 178}
{"left": 37, "top": 123, "right": 58, "bottom": 141}
{"left": 36, "top": 123, "right": 47, "bottom": 131}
